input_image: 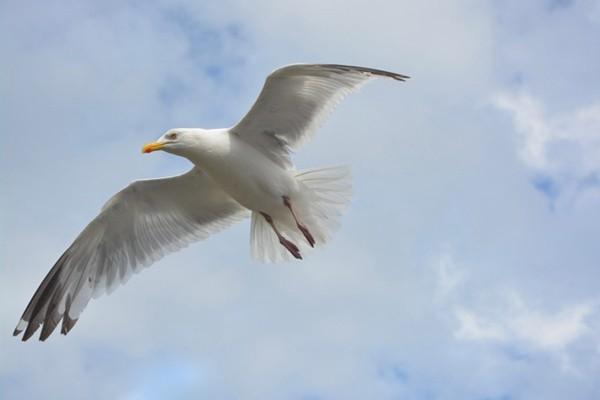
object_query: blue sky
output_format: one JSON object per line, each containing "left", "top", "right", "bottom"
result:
{"left": 2, "top": 0, "right": 600, "bottom": 398}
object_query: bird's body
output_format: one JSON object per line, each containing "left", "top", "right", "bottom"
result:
{"left": 186, "top": 128, "right": 299, "bottom": 214}
{"left": 14, "top": 64, "right": 408, "bottom": 341}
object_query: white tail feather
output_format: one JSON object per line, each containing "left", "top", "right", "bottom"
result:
{"left": 251, "top": 166, "right": 352, "bottom": 262}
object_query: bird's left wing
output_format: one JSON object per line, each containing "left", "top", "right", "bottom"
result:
{"left": 230, "top": 64, "right": 409, "bottom": 168}
{"left": 14, "top": 167, "right": 249, "bottom": 341}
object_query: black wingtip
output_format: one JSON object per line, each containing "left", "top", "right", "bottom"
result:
{"left": 318, "top": 64, "right": 410, "bottom": 82}
{"left": 61, "top": 316, "right": 78, "bottom": 335}
{"left": 394, "top": 74, "right": 410, "bottom": 81}
{"left": 21, "top": 328, "right": 36, "bottom": 342}
{"left": 380, "top": 71, "right": 410, "bottom": 81}
{"left": 13, "top": 318, "right": 27, "bottom": 338}
{"left": 39, "top": 319, "right": 59, "bottom": 342}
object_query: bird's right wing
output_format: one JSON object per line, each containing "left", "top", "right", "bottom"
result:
{"left": 14, "top": 167, "right": 249, "bottom": 341}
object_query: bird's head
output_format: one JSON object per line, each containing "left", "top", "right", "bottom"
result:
{"left": 142, "top": 129, "right": 196, "bottom": 156}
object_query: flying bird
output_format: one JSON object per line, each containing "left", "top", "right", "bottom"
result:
{"left": 14, "top": 64, "right": 408, "bottom": 341}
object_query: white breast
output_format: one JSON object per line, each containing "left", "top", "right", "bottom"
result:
{"left": 188, "top": 130, "right": 299, "bottom": 213}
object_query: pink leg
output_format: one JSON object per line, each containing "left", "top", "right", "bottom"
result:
{"left": 261, "top": 212, "right": 302, "bottom": 259}
{"left": 283, "top": 196, "right": 315, "bottom": 248}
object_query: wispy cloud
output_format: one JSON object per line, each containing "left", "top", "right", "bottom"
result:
{"left": 494, "top": 91, "right": 600, "bottom": 204}
{"left": 455, "top": 295, "right": 595, "bottom": 352}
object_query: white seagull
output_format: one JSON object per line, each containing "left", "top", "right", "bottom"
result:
{"left": 14, "top": 64, "right": 408, "bottom": 341}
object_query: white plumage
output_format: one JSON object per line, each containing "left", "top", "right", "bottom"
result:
{"left": 14, "top": 64, "right": 408, "bottom": 341}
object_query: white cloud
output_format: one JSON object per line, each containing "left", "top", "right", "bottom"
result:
{"left": 434, "top": 252, "right": 598, "bottom": 369}
{"left": 494, "top": 91, "right": 600, "bottom": 202}
{"left": 454, "top": 295, "right": 595, "bottom": 352}
{"left": 494, "top": 92, "right": 600, "bottom": 173}
{"left": 433, "top": 252, "right": 596, "bottom": 353}
{"left": 511, "top": 297, "right": 593, "bottom": 350}
{"left": 455, "top": 307, "right": 507, "bottom": 341}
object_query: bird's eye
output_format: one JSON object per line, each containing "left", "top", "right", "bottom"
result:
{"left": 166, "top": 133, "right": 178, "bottom": 140}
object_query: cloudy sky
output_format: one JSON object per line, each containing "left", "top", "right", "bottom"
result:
{"left": 2, "top": 0, "right": 600, "bottom": 398}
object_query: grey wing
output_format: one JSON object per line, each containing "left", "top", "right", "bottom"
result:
{"left": 230, "top": 64, "right": 409, "bottom": 168}
{"left": 13, "top": 167, "right": 249, "bottom": 341}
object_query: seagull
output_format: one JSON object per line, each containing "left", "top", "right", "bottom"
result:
{"left": 13, "top": 64, "right": 408, "bottom": 341}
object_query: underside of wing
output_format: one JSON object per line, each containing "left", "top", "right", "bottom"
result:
{"left": 231, "top": 64, "right": 409, "bottom": 168}
{"left": 13, "top": 168, "right": 249, "bottom": 341}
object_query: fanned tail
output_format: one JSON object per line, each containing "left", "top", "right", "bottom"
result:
{"left": 251, "top": 166, "right": 352, "bottom": 262}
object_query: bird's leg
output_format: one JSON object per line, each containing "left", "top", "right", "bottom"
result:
{"left": 282, "top": 196, "right": 315, "bottom": 248}
{"left": 260, "top": 212, "right": 302, "bottom": 259}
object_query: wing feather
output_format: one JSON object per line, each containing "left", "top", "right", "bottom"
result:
{"left": 14, "top": 168, "right": 248, "bottom": 341}
{"left": 231, "top": 64, "right": 408, "bottom": 168}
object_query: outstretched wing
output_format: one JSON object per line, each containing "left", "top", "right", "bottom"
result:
{"left": 14, "top": 168, "right": 249, "bottom": 341}
{"left": 231, "top": 64, "right": 409, "bottom": 168}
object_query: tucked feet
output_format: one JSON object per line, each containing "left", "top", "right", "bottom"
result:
{"left": 278, "top": 236, "right": 302, "bottom": 259}
{"left": 297, "top": 223, "right": 315, "bottom": 248}
{"left": 282, "top": 196, "right": 315, "bottom": 248}
{"left": 261, "top": 212, "right": 303, "bottom": 260}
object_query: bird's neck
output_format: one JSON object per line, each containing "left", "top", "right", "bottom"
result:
{"left": 185, "top": 128, "right": 232, "bottom": 168}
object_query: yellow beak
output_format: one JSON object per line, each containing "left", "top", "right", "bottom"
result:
{"left": 142, "top": 142, "right": 165, "bottom": 154}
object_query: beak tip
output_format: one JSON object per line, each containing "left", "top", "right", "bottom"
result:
{"left": 142, "top": 142, "right": 162, "bottom": 154}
